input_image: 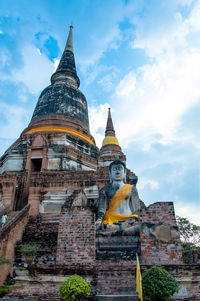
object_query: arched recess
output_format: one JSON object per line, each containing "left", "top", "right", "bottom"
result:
{"left": 25, "top": 134, "right": 48, "bottom": 172}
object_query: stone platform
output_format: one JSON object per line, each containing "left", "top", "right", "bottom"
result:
{"left": 96, "top": 295, "right": 138, "bottom": 301}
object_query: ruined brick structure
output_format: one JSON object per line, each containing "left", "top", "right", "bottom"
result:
{"left": 0, "top": 26, "right": 200, "bottom": 300}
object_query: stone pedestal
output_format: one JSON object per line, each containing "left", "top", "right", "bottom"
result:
{"left": 96, "top": 235, "right": 140, "bottom": 260}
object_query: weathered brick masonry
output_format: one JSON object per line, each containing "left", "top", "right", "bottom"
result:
{"left": 56, "top": 196, "right": 95, "bottom": 267}
{"left": 0, "top": 204, "right": 30, "bottom": 284}
{"left": 140, "top": 202, "right": 183, "bottom": 264}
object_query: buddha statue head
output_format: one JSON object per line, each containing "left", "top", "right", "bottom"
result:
{"left": 109, "top": 159, "right": 126, "bottom": 183}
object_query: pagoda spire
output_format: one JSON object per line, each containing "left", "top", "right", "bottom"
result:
{"left": 99, "top": 107, "right": 126, "bottom": 167}
{"left": 102, "top": 108, "right": 119, "bottom": 147}
{"left": 105, "top": 108, "right": 115, "bottom": 137}
{"left": 51, "top": 25, "right": 80, "bottom": 87}
{"left": 65, "top": 25, "right": 74, "bottom": 52}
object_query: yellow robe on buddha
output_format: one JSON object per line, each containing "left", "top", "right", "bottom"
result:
{"left": 103, "top": 184, "right": 138, "bottom": 225}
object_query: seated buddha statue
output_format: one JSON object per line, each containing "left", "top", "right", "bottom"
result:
{"left": 96, "top": 159, "right": 141, "bottom": 236}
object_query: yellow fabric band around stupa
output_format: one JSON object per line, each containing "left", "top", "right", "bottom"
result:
{"left": 26, "top": 126, "right": 94, "bottom": 145}
{"left": 103, "top": 184, "right": 139, "bottom": 225}
{"left": 102, "top": 136, "right": 119, "bottom": 146}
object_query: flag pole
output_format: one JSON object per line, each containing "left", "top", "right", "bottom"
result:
{"left": 136, "top": 252, "right": 143, "bottom": 301}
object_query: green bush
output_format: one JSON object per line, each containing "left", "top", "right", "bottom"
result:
{"left": 59, "top": 274, "right": 91, "bottom": 301}
{"left": 142, "top": 266, "right": 179, "bottom": 301}
{"left": 0, "top": 285, "right": 12, "bottom": 297}
{"left": 20, "top": 243, "right": 40, "bottom": 256}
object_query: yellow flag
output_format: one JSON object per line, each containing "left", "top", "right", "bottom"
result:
{"left": 136, "top": 254, "right": 143, "bottom": 301}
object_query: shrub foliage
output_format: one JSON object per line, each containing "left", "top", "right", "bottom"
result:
{"left": 142, "top": 266, "right": 179, "bottom": 301}
{"left": 20, "top": 243, "right": 40, "bottom": 256}
{"left": 59, "top": 274, "right": 91, "bottom": 301}
{"left": 0, "top": 285, "right": 12, "bottom": 297}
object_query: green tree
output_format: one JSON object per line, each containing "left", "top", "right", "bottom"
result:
{"left": 176, "top": 216, "right": 200, "bottom": 246}
{"left": 59, "top": 274, "right": 91, "bottom": 301}
{"left": 176, "top": 216, "right": 200, "bottom": 264}
{"left": 142, "top": 266, "right": 179, "bottom": 301}
{"left": 181, "top": 242, "right": 194, "bottom": 264}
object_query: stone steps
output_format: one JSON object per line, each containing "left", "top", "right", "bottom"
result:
{"left": 39, "top": 213, "right": 60, "bottom": 223}
{"left": 2, "top": 287, "right": 92, "bottom": 300}
{"left": 3, "top": 293, "right": 138, "bottom": 301}
{"left": 3, "top": 299, "right": 34, "bottom": 301}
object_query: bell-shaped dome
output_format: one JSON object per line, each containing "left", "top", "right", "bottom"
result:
{"left": 29, "top": 26, "right": 90, "bottom": 132}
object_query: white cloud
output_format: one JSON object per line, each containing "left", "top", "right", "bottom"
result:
{"left": 76, "top": 0, "right": 141, "bottom": 72}
{"left": 84, "top": 65, "right": 103, "bottom": 85}
{"left": 131, "top": 0, "right": 200, "bottom": 57}
{"left": 132, "top": 12, "right": 186, "bottom": 57}
{"left": 115, "top": 71, "right": 136, "bottom": 97}
{"left": 138, "top": 178, "right": 159, "bottom": 191}
{"left": 79, "top": 25, "right": 122, "bottom": 71}
{"left": 110, "top": 1, "right": 200, "bottom": 151}
{"left": 0, "top": 102, "right": 28, "bottom": 139}
{"left": 98, "top": 74, "right": 113, "bottom": 91}
{"left": 98, "top": 66, "right": 119, "bottom": 91}
{"left": 175, "top": 202, "right": 200, "bottom": 226}
{"left": 19, "top": 94, "right": 28, "bottom": 103}
{"left": 53, "top": 58, "right": 59, "bottom": 70}
{"left": 0, "top": 51, "right": 9, "bottom": 68}
{"left": 12, "top": 45, "right": 55, "bottom": 94}
{"left": 36, "top": 48, "right": 42, "bottom": 56}
{"left": 186, "top": 1, "right": 200, "bottom": 32}
{"left": 88, "top": 103, "right": 110, "bottom": 147}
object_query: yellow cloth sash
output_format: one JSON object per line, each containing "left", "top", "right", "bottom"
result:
{"left": 103, "top": 184, "right": 138, "bottom": 225}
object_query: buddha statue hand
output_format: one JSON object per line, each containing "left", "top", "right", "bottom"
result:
{"left": 96, "top": 218, "right": 103, "bottom": 230}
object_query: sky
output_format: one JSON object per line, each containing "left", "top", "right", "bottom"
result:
{"left": 0, "top": 0, "right": 199, "bottom": 225}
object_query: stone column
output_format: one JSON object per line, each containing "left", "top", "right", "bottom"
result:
{"left": 25, "top": 148, "right": 31, "bottom": 171}
{"left": 41, "top": 147, "right": 48, "bottom": 171}
{"left": 28, "top": 187, "right": 41, "bottom": 216}
{"left": 2, "top": 182, "right": 15, "bottom": 207}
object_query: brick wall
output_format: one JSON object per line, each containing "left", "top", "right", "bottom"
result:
{"left": 95, "top": 261, "right": 200, "bottom": 299}
{"left": 14, "top": 215, "right": 59, "bottom": 267}
{"left": 56, "top": 192, "right": 95, "bottom": 268}
{"left": 167, "top": 264, "right": 200, "bottom": 300}
{"left": 95, "top": 260, "right": 137, "bottom": 295}
{"left": 140, "top": 202, "right": 183, "bottom": 264}
{"left": 141, "top": 201, "right": 177, "bottom": 225}
{"left": 0, "top": 204, "right": 30, "bottom": 284}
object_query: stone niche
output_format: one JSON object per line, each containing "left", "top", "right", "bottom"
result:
{"left": 39, "top": 189, "right": 68, "bottom": 213}
{"left": 0, "top": 154, "right": 24, "bottom": 173}
{"left": 47, "top": 157, "right": 61, "bottom": 170}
